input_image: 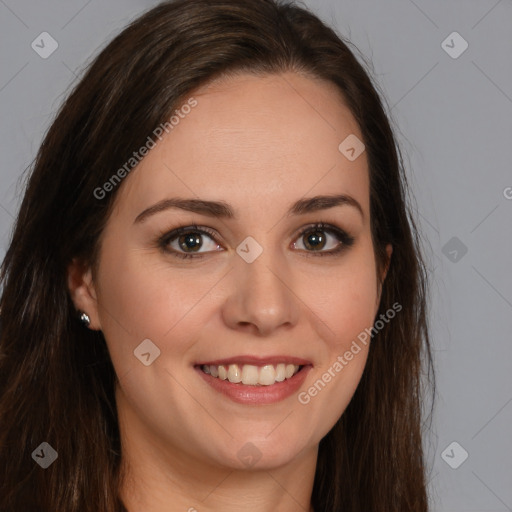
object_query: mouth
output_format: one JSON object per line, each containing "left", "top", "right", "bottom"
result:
{"left": 198, "top": 362, "right": 304, "bottom": 386}
{"left": 194, "top": 356, "right": 312, "bottom": 405}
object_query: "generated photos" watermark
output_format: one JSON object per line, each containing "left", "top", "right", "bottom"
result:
{"left": 93, "top": 97, "right": 198, "bottom": 200}
{"left": 298, "top": 301, "right": 402, "bottom": 405}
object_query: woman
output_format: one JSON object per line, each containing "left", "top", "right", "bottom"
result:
{"left": 0, "top": 0, "right": 434, "bottom": 510}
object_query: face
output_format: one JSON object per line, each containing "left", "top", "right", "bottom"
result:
{"left": 69, "top": 71, "right": 391, "bottom": 472}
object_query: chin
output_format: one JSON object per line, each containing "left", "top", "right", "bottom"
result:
{"left": 207, "top": 430, "right": 314, "bottom": 471}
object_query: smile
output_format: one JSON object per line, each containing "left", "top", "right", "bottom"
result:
{"left": 194, "top": 356, "right": 312, "bottom": 405}
{"left": 201, "top": 363, "right": 302, "bottom": 386}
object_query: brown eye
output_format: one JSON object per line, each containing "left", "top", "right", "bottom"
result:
{"left": 160, "top": 225, "right": 223, "bottom": 259}
{"left": 159, "top": 222, "right": 354, "bottom": 260}
{"left": 177, "top": 232, "right": 203, "bottom": 253}
{"left": 292, "top": 223, "right": 355, "bottom": 256}
{"left": 301, "top": 229, "right": 327, "bottom": 251}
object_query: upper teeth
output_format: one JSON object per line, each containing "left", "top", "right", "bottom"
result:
{"left": 201, "top": 363, "right": 300, "bottom": 386}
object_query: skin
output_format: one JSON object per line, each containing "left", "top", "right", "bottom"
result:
{"left": 68, "top": 71, "right": 392, "bottom": 512}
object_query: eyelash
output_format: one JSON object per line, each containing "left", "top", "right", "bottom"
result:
{"left": 157, "top": 222, "right": 355, "bottom": 260}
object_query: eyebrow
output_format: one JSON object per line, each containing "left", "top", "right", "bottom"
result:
{"left": 134, "top": 193, "right": 364, "bottom": 224}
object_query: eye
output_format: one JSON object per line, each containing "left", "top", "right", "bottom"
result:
{"left": 158, "top": 222, "right": 354, "bottom": 259}
{"left": 292, "top": 222, "right": 355, "bottom": 257}
{"left": 158, "top": 225, "right": 222, "bottom": 259}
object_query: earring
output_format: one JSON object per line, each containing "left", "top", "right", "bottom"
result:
{"left": 78, "top": 310, "right": 91, "bottom": 328}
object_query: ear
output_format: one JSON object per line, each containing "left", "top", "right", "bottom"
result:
{"left": 67, "top": 257, "right": 102, "bottom": 330}
{"left": 375, "top": 244, "right": 393, "bottom": 308}
{"left": 382, "top": 243, "right": 393, "bottom": 281}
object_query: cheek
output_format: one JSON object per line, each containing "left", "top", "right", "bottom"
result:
{"left": 94, "top": 241, "right": 217, "bottom": 369}
{"left": 305, "top": 252, "right": 379, "bottom": 350}
{"left": 294, "top": 249, "right": 378, "bottom": 433}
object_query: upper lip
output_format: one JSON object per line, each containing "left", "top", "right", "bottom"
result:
{"left": 195, "top": 355, "right": 312, "bottom": 367}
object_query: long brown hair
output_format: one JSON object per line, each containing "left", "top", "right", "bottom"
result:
{"left": 0, "top": 0, "right": 434, "bottom": 510}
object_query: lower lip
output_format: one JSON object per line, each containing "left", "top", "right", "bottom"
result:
{"left": 195, "top": 365, "right": 312, "bottom": 405}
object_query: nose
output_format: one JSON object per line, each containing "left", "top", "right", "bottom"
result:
{"left": 221, "top": 247, "right": 300, "bottom": 337}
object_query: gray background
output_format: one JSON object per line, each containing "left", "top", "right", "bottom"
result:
{"left": 1, "top": 1, "right": 511, "bottom": 510}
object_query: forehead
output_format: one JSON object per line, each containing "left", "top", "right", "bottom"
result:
{"left": 115, "top": 71, "right": 369, "bottom": 223}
